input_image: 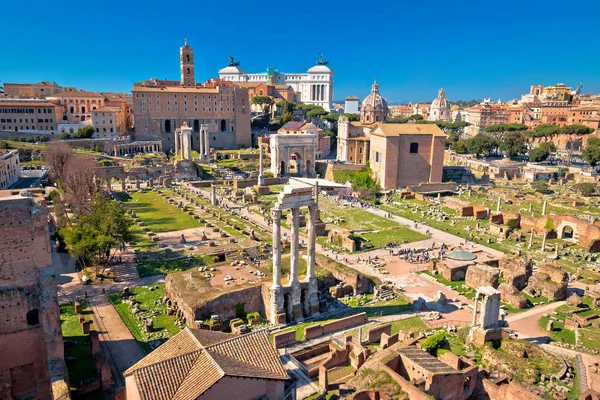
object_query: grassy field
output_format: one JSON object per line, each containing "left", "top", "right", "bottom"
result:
{"left": 108, "top": 283, "right": 181, "bottom": 354}
{"left": 60, "top": 301, "right": 98, "bottom": 391}
{"left": 117, "top": 191, "right": 199, "bottom": 233}
{"left": 317, "top": 197, "right": 428, "bottom": 250}
{"left": 538, "top": 297, "right": 600, "bottom": 350}
{"left": 136, "top": 254, "right": 208, "bottom": 277}
{"left": 276, "top": 296, "right": 411, "bottom": 341}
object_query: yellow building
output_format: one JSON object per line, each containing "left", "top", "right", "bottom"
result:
{"left": 92, "top": 106, "right": 126, "bottom": 138}
{"left": 542, "top": 83, "right": 572, "bottom": 102}
{"left": 3, "top": 81, "right": 62, "bottom": 99}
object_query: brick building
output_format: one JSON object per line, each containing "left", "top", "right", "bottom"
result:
{"left": 47, "top": 90, "right": 106, "bottom": 123}
{"left": 0, "top": 99, "right": 60, "bottom": 134}
{"left": 132, "top": 41, "right": 251, "bottom": 151}
{"left": 124, "top": 328, "right": 288, "bottom": 400}
{"left": 0, "top": 196, "right": 68, "bottom": 399}
{"left": 91, "top": 106, "right": 126, "bottom": 138}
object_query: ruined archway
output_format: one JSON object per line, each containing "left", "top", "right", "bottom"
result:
{"left": 562, "top": 225, "right": 574, "bottom": 239}
{"left": 280, "top": 161, "right": 286, "bottom": 176}
{"left": 289, "top": 152, "right": 303, "bottom": 176}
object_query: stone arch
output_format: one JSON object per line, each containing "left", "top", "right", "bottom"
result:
{"left": 557, "top": 221, "right": 578, "bottom": 241}
{"left": 165, "top": 119, "right": 172, "bottom": 133}
{"left": 220, "top": 119, "right": 227, "bottom": 132}
{"left": 289, "top": 152, "right": 303, "bottom": 176}
{"left": 280, "top": 161, "right": 286, "bottom": 176}
{"left": 193, "top": 119, "right": 200, "bottom": 133}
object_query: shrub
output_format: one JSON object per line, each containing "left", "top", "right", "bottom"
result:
{"left": 421, "top": 331, "right": 446, "bottom": 355}
{"left": 573, "top": 182, "right": 595, "bottom": 197}
{"left": 532, "top": 181, "right": 549, "bottom": 194}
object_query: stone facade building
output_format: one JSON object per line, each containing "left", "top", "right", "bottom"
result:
{"left": 0, "top": 196, "right": 68, "bottom": 399}
{"left": 0, "top": 99, "right": 60, "bottom": 134}
{"left": 218, "top": 55, "right": 334, "bottom": 111}
{"left": 124, "top": 328, "right": 288, "bottom": 400}
{"left": 132, "top": 41, "right": 251, "bottom": 151}
{"left": 47, "top": 90, "right": 106, "bottom": 123}
{"left": 92, "top": 106, "right": 126, "bottom": 138}
{"left": 0, "top": 149, "right": 21, "bottom": 189}
{"left": 270, "top": 122, "right": 318, "bottom": 177}
{"left": 3, "top": 81, "right": 63, "bottom": 99}
{"left": 337, "top": 80, "right": 445, "bottom": 189}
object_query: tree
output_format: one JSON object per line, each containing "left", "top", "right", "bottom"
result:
{"left": 307, "top": 106, "right": 328, "bottom": 119}
{"left": 528, "top": 143, "right": 551, "bottom": 163}
{"left": 73, "top": 125, "right": 95, "bottom": 138}
{"left": 62, "top": 155, "right": 99, "bottom": 213}
{"left": 281, "top": 112, "right": 292, "bottom": 124}
{"left": 499, "top": 131, "right": 527, "bottom": 157}
{"left": 421, "top": 332, "right": 446, "bottom": 355}
{"left": 408, "top": 114, "right": 424, "bottom": 121}
{"left": 485, "top": 123, "right": 528, "bottom": 140}
{"left": 344, "top": 113, "right": 360, "bottom": 122}
{"left": 446, "top": 131, "right": 460, "bottom": 148}
{"left": 278, "top": 100, "right": 296, "bottom": 115}
{"left": 251, "top": 95, "right": 275, "bottom": 115}
{"left": 42, "top": 141, "right": 74, "bottom": 184}
{"left": 453, "top": 139, "right": 468, "bottom": 154}
{"left": 61, "top": 194, "right": 133, "bottom": 275}
{"left": 533, "top": 181, "right": 550, "bottom": 194}
{"left": 465, "top": 134, "right": 495, "bottom": 157}
{"left": 527, "top": 124, "right": 559, "bottom": 139}
{"left": 572, "top": 182, "right": 595, "bottom": 196}
{"left": 583, "top": 137, "right": 600, "bottom": 167}
{"left": 323, "top": 113, "right": 340, "bottom": 123}
{"left": 387, "top": 116, "right": 409, "bottom": 124}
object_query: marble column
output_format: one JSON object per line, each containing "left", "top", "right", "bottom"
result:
{"left": 496, "top": 197, "right": 501, "bottom": 213}
{"left": 211, "top": 184, "right": 217, "bottom": 206}
{"left": 174, "top": 131, "right": 179, "bottom": 156}
{"left": 290, "top": 207, "right": 300, "bottom": 285}
{"left": 199, "top": 127, "right": 205, "bottom": 161}
{"left": 542, "top": 199, "right": 547, "bottom": 215}
{"left": 203, "top": 128, "right": 209, "bottom": 162}
{"left": 528, "top": 229, "right": 534, "bottom": 250}
{"left": 271, "top": 208, "right": 282, "bottom": 288}
{"left": 258, "top": 144, "right": 265, "bottom": 186}
{"left": 307, "top": 204, "right": 317, "bottom": 280}
{"left": 471, "top": 293, "right": 479, "bottom": 327}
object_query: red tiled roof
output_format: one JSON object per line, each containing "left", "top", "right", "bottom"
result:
{"left": 125, "top": 328, "right": 287, "bottom": 400}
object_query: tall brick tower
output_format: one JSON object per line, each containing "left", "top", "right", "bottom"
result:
{"left": 180, "top": 39, "right": 195, "bottom": 87}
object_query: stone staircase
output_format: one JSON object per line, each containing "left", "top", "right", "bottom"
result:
{"left": 378, "top": 286, "right": 395, "bottom": 299}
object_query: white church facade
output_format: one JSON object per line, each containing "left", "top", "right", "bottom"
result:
{"left": 218, "top": 55, "right": 334, "bottom": 111}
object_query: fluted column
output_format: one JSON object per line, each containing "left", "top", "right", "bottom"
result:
{"left": 174, "top": 130, "right": 179, "bottom": 156}
{"left": 258, "top": 144, "right": 265, "bottom": 186}
{"left": 199, "top": 127, "right": 205, "bottom": 160}
{"left": 307, "top": 204, "right": 316, "bottom": 280}
{"left": 271, "top": 208, "right": 282, "bottom": 288}
{"left": 290, "top": 207, "right": 300, "bottom": 284}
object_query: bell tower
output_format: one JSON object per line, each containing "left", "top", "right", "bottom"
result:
{"left": 180, "top": 39, "right": 195, "bottom": 87}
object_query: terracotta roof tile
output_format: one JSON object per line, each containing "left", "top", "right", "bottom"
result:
{"left": 125, "top": 328, "right": 287, "bottom": 400}
{"left": 372, "top": 123, "right": 446, "bottom": 137}
{"left": 47, "top": 91, "right": 104, "bottom": 98}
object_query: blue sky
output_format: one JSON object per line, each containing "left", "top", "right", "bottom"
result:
{"left": 2, "top": 0, "right": 599, "bottom": 104}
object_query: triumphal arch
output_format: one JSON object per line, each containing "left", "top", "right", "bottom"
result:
{"left": 269, "top": 133, "right": 317, "bottom": 177}
{"left": 269, "top": 183, "right": 320, "bottom": 324}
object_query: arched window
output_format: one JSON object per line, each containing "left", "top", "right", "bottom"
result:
{"left": 193, "top": 120, "right": 200, "bottom": 132}
{"left": 186, "top": 67, "right": 190, "bottom": 74}
{"left": 410, "top": 142, "right": 419, "bottom": 153}
{"left": 220, "top": 119, "right": 226, "bottom": 132}
{"left": 165, "top": 120, "right": 171, "bottom": 133}
{"left": 186, "top": 54, "right": 190, "bottom": 62}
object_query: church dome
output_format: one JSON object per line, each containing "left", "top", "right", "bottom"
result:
{"left": 431, "top": 88, "right": 449, "bottom": 110}
{"left": 362, "top": 79, "right": 388, "bottom": 112}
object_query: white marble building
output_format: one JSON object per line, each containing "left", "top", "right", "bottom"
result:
{"left": 218, "top": 55, "right": 334, "bottom": 111}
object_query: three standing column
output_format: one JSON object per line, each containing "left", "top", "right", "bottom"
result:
{"left": 271, "top": 208, "right": 282, "bottom": 289}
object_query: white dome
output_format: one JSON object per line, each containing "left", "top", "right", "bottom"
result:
{"left": 307, "top": 64, "right": 332, "bottom": 73}
{"left": 219, "top": 65, "right": 246, "bottom": 75}
{"left": 431, "top": 88, "right": 450, "bottom": 109}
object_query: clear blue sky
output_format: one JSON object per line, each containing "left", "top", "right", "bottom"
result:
{"left": 2, "top": 0, "right": 599, "bottom": 104}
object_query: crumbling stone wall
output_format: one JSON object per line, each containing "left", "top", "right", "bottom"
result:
{"left": 524, "top": 264, "right": 568, "bottom": 301}
{"left": 0, "top": 197, "right": 67, "bottom": 400}
{"left": 499, "top": 256, "right": 532, "bottom": 290}
{"left": 437, "top": 263, "right": 469, "bottom": 281}
{"left": 498, "top": 283, "right": 528, "bottom": 309}
{"left": 465, "top": 263, "right": 500, "bottom": 289}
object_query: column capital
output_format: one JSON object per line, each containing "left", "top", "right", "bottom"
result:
{"left": 272, "top": 208, "right": 282, "bottom": 220}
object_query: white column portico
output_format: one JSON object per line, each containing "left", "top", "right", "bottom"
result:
{"left": 269, "top": 183, "right": 320, "bottom": 325}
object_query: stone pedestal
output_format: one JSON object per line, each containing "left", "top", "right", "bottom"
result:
{"left": 468, "top": 327, "right": 503, "bottom": 347}
{"left": 254, "top": 185, "right": 270, "bottom": 195}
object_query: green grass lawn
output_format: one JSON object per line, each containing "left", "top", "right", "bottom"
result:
{"left": 136, "top": 254, "right": 209, "bottom": 277}
{"left": 117, "top": 191, "right": 199, "bottom": 233}
{"left": 538, "top": 297, "right": 600, "bottom": 349}
{"left": 421, "top": 271, "right": 476, "bottom": 299}
{"left": 60, "top": 301, "right": 98, "bottom": 391}
{"left": 108, "top": 283, "right": 182, "bottom": 354}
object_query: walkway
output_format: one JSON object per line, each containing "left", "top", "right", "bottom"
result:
{"left": 88, "top": 295, "right": 146, "bottom": 390}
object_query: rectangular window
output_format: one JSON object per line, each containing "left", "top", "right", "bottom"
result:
{"left": 410, "top": 143, "right": 419, "bottom": 153}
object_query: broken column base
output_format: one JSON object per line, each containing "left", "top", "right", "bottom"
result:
{"left": 272, "top": 309, "right": 287, "bottom": 325}
{"left": 468, "top": 327, "right": 503, "bottom": 348}
{"left": 254, "top": 185, "right": 270, "bottom": 195}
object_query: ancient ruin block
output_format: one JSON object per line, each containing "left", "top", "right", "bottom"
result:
{"left": 367, "top": 324, "right": 391, "bottom": 343}
{"left": 524, "top": 264, "right": 568, "bottom": 301}
{"left": 499, "top": 256, "right": 532, "bottom": 290}
{"left": 498, "top": 283, "right": 528, "bottom": 309}
{"left": 465, "top": 263, "right": 500, "bottom": 289}
{"left": 74, "top": 301, "right": 82, "bottom": 314}
{"left": 81, "top": 320, "right": 91, "bottom": 334}
{"left": 380, "top": 332, "right": 399, "bottom": 350}
{"left": 566, "top": 293, "right": 583, "bottom": 307}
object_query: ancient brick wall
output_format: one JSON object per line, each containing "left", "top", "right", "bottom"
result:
{"left": 367, "top": 323, "right": 391, "bottom": 343}
{"left": 499, "top": 256, "right": 532, "bottom": 290}
{"left": 322, "top": 313, "right": 367, "bottom": 335}
{"left": 273, "top": 330, "right": 297, "bottom": 349}
{"left": 480, "top": 378, "right": 544, "bottom": 400}
{"left": 380, "top": 332, "right": 399, "bottom": 350}
{"left": 465, "top": 263, "right": 500, "bottom": 289}
{"left": 305, "top": 325, "right": 325, "bottom": 340}
{"left": 381, "top": 364, "right": 431, "bottom": 400}
{"left": 498, "top": 283, "right": 528, "bottom": 308}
